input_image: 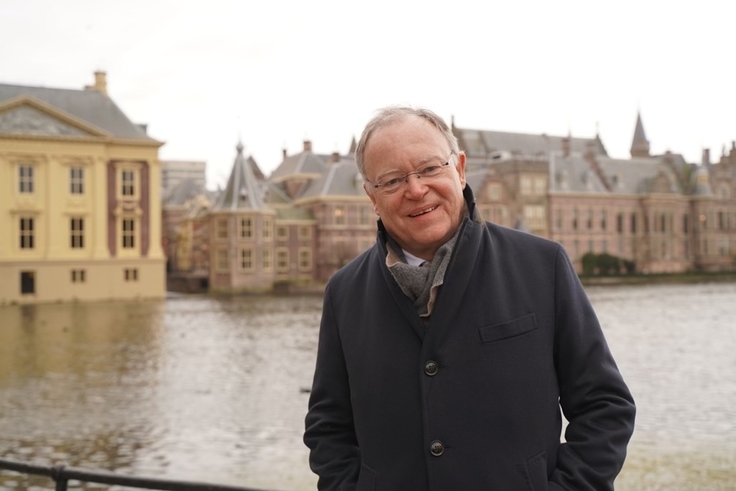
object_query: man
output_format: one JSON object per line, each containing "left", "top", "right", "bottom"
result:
{"left": 304, "top": 106, "right": 635, "bottom": 490}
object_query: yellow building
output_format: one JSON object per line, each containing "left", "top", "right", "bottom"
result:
{"left": 0, "top": 72, "right": 166, "bottom": 304}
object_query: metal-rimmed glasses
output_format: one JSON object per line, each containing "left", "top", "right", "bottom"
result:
{"left": 367, "top": 160, "right": 452, "bottom": 195}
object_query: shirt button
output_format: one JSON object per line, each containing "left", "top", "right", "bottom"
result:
{"left": 429, "top": 440, "right": 444, "bottom": 456}
{"left": 424, "top": 360, "right": 439, "bottom": 376}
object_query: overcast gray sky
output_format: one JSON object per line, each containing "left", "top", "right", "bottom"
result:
{"left": 2, "top": 0, "right": 733, "bottom": 188}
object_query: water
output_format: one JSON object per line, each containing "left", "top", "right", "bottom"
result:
{"left": 0, "top": 283, "right": 734, "bottom": 491}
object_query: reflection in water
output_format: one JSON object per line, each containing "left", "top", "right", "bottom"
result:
{"left": 0, "top": 284, "right": 735, "bottom": 491}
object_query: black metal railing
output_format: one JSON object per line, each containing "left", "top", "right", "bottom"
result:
{"left": 0, "top": 457, "right": 285, "bottom": 491}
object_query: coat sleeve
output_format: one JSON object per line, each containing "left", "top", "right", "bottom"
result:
{"left": 549, "top": 246, "right": 636, "bottom": 491}
{"left": 304, "top": 284, "right": 361, "bottom": 491}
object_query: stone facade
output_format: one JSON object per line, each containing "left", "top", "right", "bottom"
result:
{"left": 0, "top": 72, "right": 166, "bottom": 304}
{"left": 163, "top": 115, "right": 735, "bottom": 291}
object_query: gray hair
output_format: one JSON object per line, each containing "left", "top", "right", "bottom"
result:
{"left": 354, "top": 106, "right": 460, "bottom": 178}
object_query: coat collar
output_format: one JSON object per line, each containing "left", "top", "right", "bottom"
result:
{"left": 375, "top": 185, "right": 484, "bottom": 341}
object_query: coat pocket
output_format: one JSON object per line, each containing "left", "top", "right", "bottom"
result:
{"left": 355, "top": 462, "right": 376, "bottom": 491}
{"left": 524, "top": 450, "right": 549, "bottom": 491}
{"left": 478, "top": 313, "right": 537, "bottom": 344}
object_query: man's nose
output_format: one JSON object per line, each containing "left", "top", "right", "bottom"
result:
{"left": 403, "top": 172, "right": 428, "bottom": 196}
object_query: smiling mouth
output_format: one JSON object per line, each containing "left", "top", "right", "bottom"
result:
{"left": 409, "top": 206, "right": 437, "bottom": 217}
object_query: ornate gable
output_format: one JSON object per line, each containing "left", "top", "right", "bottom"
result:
{"left": 0, "top": 96, "right": 109, "bottom": 138}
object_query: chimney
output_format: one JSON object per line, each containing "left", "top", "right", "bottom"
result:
{"left": 584, "top": 140, "right": 596, "bottom": 162}
{"left": 303, "top": 140, "right": 312, "bottom": 152}
{"left": 282, "top": 148, "right": 287, "bottom": 160}
{"left": 85, "top": 71, "right": 108, "bottom": 95}
{"left": 702, "top": 148, "right": 710, "bottom": 166}
{"left": 561, "top": 136, "right": 571, "bottom": 157}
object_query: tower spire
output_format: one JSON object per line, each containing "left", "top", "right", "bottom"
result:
{"left": 630, "top": 111, "right": 650, "bottom": 158}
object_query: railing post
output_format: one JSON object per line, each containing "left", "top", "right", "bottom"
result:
{"left": 51, "top": 464, "right": 68, "bottom": 491}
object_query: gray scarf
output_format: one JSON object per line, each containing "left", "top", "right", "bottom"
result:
{"left": 385, "top": 226, "right": 461, "bottom": 318}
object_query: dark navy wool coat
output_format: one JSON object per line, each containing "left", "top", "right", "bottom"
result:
{"left": 304, "top": 187, "right": 635, "bottom": 491}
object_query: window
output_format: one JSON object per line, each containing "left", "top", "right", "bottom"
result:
{"left": 277, "top": 225, "right": 289, "bottom": 240}
{"left": 572, "top": 209, "right": 578, "bottom": 231}
{"left": 121, "top": 170, "right": 135, "bottom": 196}
{"left": 70, "top": 167, "right": 84, "bottom": 194}
{"left": 359, "top": 206, "right": 372, "bottom": 226}
{"left": 240, "top": 248, "right": 253, "bottom": 271}
{"left": 334, "top": 206, "right": 346, "bottom": 226}
{"left": 20, "top": 217, "right": 34, "bottom": 249}
{"left": 216, "top": 218, "right": 228, "bottom": 239}
{"left": 617, "top": 213, "right": 624, "bottom": 234}
{"left": 122, "top": 219, "right": 135, "bottom": 248}
{"left": 19, "top": 165, "right": 34, "bottom": 193}
{"left": 124, "top": 268, "right": 138, "bottom": 281}
{"left": 555, "top": 210, "right": 562, "bottom": 231}
{"left": 263, "top": 249, "right": 273, "bottom": 271}
{"left": 533, "top": 177, "right": 546, "bottom": 195}
{"left": 631, "top": 213, "right": 637, "bottom": 234}
{"left": 20, "top": 271, "right": 35, "bottom": 295}
{"left": 71, "top": 269, "right": 86, "bottom": 283}
{"left": 520, "top": 177, "right": 532, "bottom": 195}
{"left": 299, "top": 248, "right": 312, "bottom": 271}
{"left": 276, "top": 248, "right": 289, "bottom": 272}
{"left": 487, "top": 183, "right": 501, "bottom": 202}
{"left": 240, "top": 218, "right": 252, "bottom": 239}
{"left": 600, "top": 210, "right": 607, "bottom": 231}
{"left": 587, "top": 209, "right": 593, "bottom": 230}
{"left": 70, "top": 218, "right": 84, "bottom": 249}
{"left": 523, "top": 205, "right": 545, "bottom": 229}
{"left": 263, "top": 217, "right": 273, "bottom": 240}
{"left": 299, "top": 226, "right": 312, "bottom": 240}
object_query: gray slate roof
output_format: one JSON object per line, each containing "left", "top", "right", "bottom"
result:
{"left": 550, "top": 154, "right": 682, "bottom": 195}
{"left": 0, "top": 83, "right": 155, "bottom": 141}
{"left": 163, "top": 178, "right": 207, "bottom": 207}
{"left": 212, "top": 143, "right": 267, "bottom": 211}
{"left": 298, "top": 158, "right": 367, "bottom": 200}
{"left": 269, "top": 150, "right": 326, "bottom": 180}
{"left": 455, "top": 126, "right": 608, "bottom": 159}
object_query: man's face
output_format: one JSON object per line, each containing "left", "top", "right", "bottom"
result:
{"left": 363, "top": 115, "right": 467, "bottom": 261}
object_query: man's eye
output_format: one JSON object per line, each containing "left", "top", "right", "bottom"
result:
{"left": 384, "top": 178, "right": 401, "bottom": 187}
{"left": 422, "top": 166, "right": 440, "bottom": 174}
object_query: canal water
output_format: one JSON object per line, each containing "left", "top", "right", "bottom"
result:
{"left": 0, "top": 282, "right": 734, "bottom": 491}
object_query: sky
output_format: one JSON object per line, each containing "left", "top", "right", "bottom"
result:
{"left": 2, "top": 0, "right": 734, "bottom": 189}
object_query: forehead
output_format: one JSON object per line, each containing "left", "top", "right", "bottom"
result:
{"left": 364, "top": 116, "right": 449, "bottom": 171}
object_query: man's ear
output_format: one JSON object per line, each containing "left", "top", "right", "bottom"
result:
{"left": 456, "top": 151, "right": 467, "bottom": 188}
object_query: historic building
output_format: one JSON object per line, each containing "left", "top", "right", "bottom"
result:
{"left": 0, "top": 72, "right": 166, "bottom": 304}
{"left": 160, "top": 159, "right": 207, "bottom": 196}
{"left": 457, "top": 114, "right": 736, "bottom": 273}
{"left": 163, "top": 113, "right": 734, "bottom": 293}
{"left": 165, "top": 139, "right": 375, "bottom": 292}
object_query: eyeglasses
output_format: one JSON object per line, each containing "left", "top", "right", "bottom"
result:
{"left": 367, "top": 161, "right": 451, "bottom": 195}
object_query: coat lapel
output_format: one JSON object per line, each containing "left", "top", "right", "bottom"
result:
{"left": 426, "top": 216, "right": 483, "bottom": 344}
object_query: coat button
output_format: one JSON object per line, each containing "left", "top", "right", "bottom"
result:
{"left": 424, "top": 360, "right": 439, "bottom": 376}
{"left": 429, "top": 440, "right": 444, "bottom": 456}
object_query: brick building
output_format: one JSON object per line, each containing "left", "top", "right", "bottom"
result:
{"left": 165, "top": 113, "right": 735, "bottom": 292}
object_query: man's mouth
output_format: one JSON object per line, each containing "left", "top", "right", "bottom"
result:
{"left": 409, "top": 206, "right": 437, "bottom": 217}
